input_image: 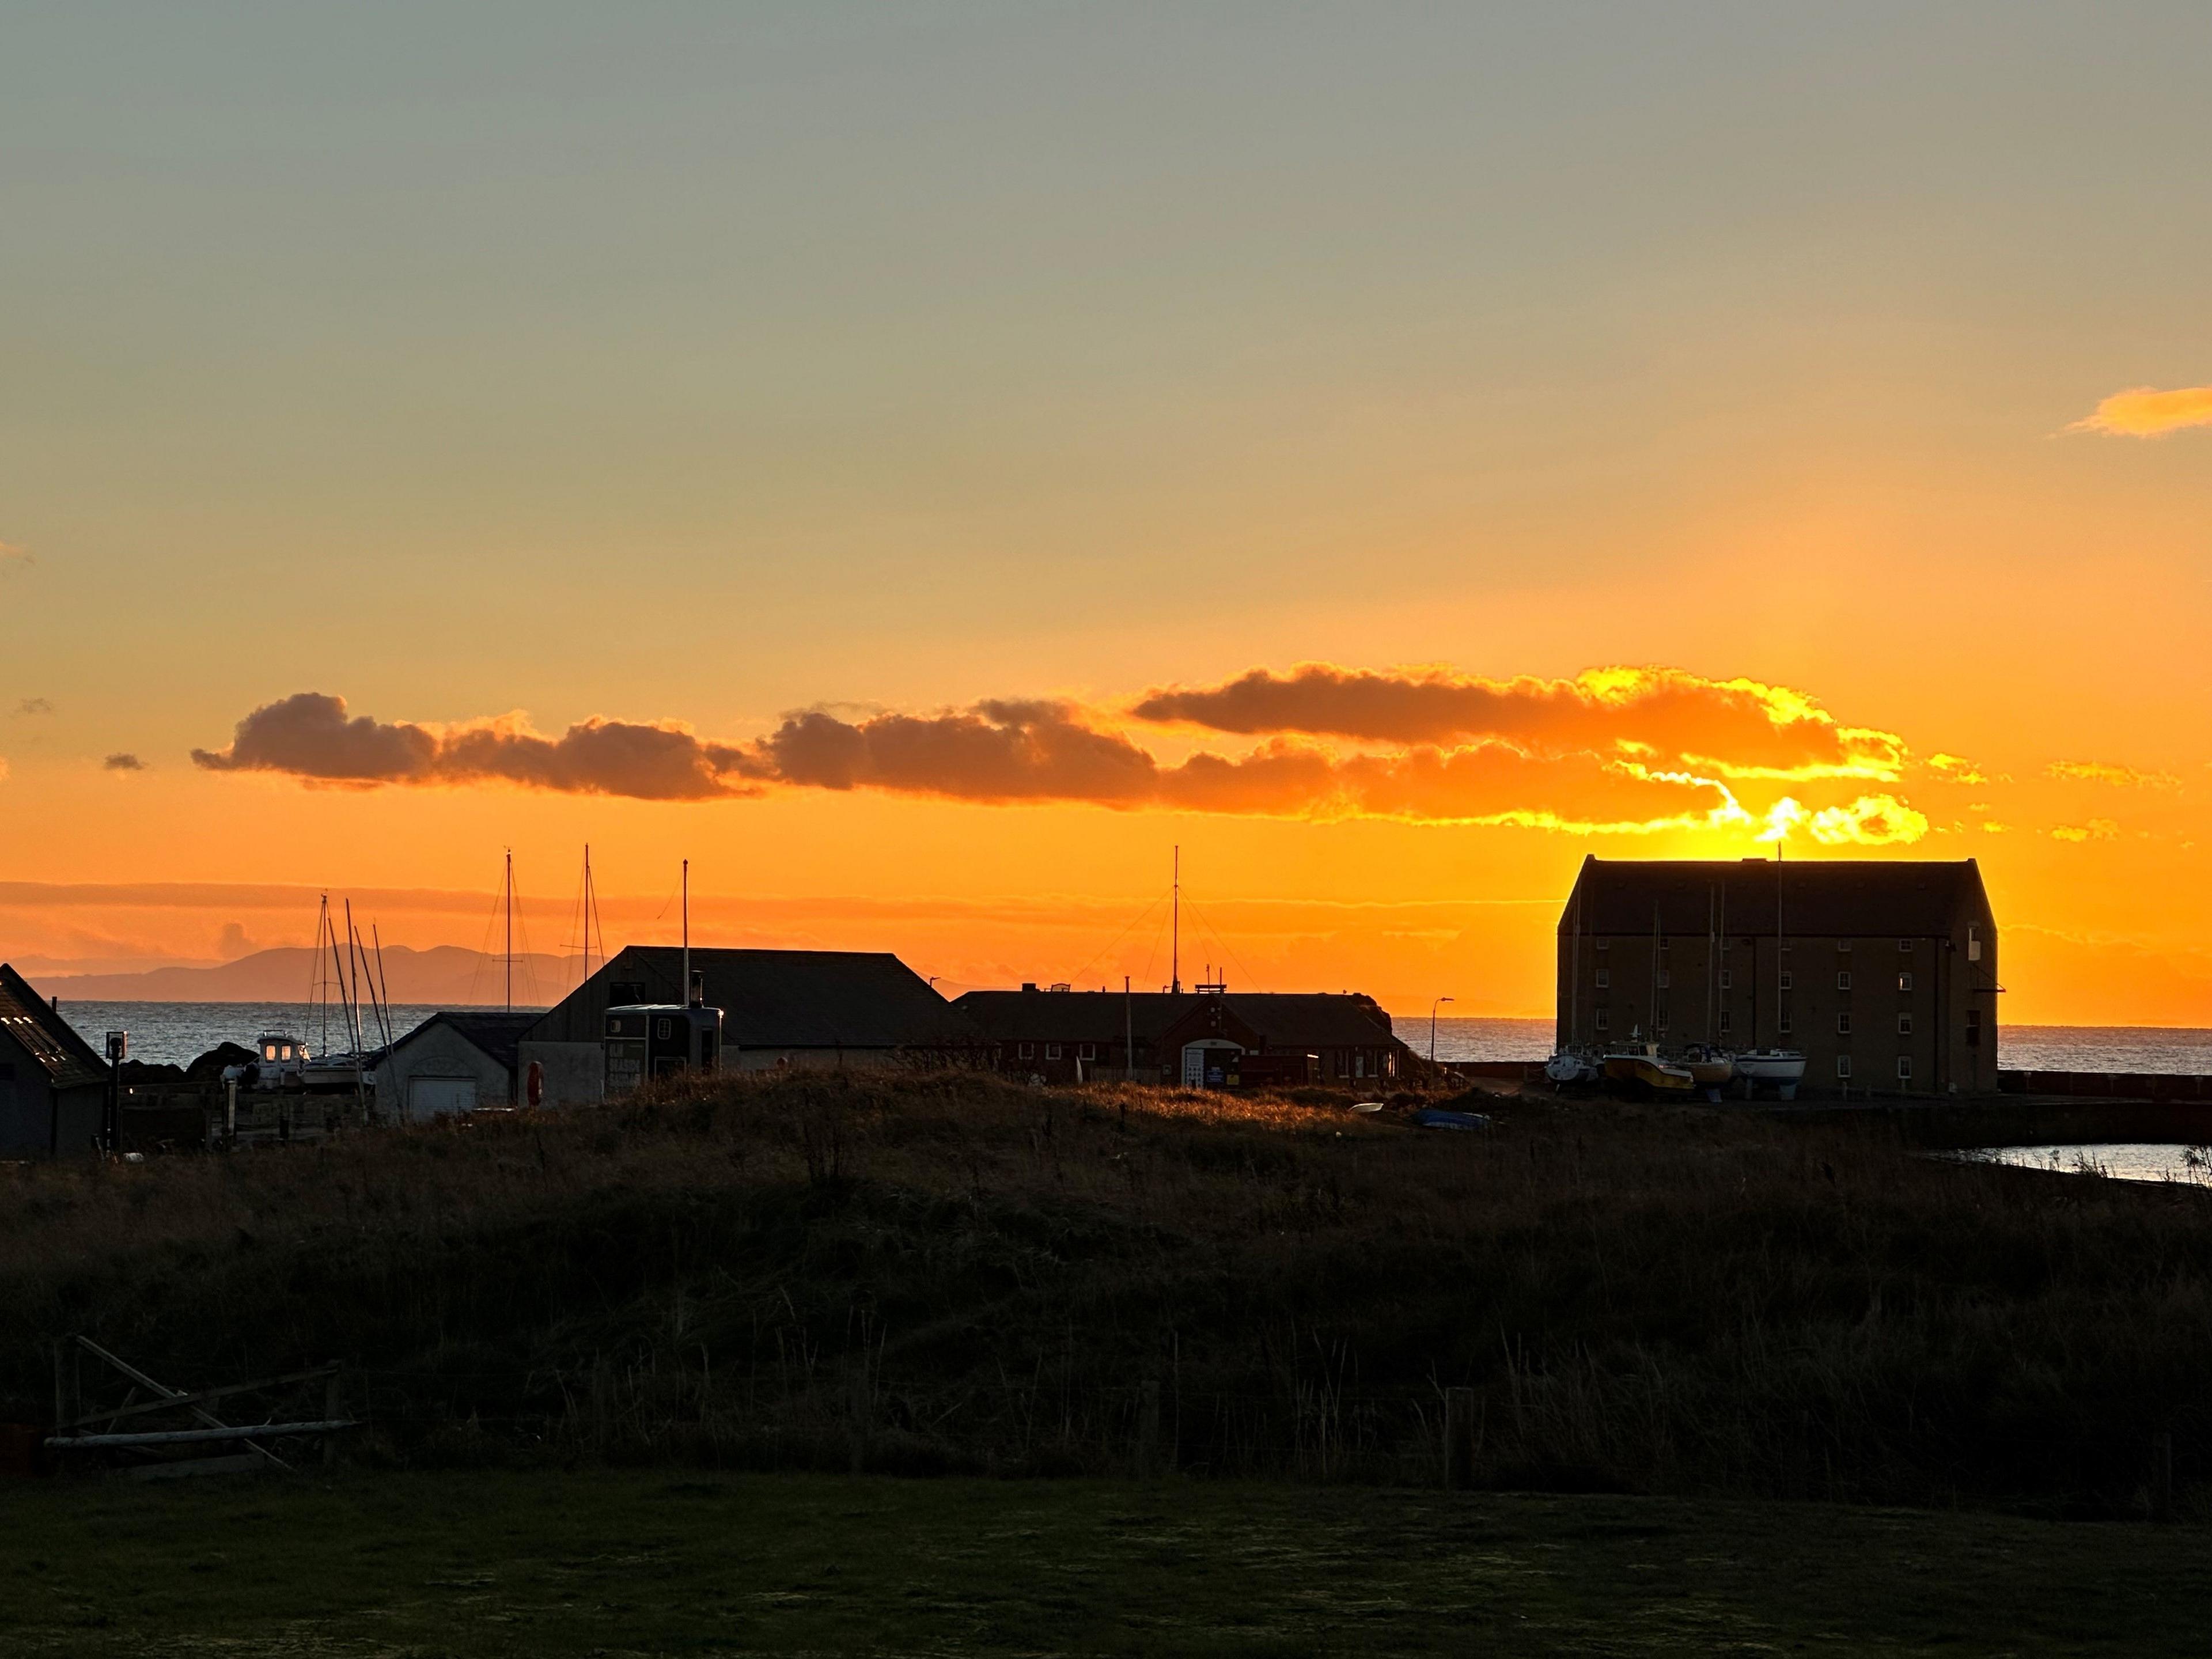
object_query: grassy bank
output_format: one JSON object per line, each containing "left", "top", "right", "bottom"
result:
{"left": 5, "top": 1469, "right": 2210, "bottom": 1657}
{"left": 4, "top": 1070, "right": 2210, "bottom": 1511}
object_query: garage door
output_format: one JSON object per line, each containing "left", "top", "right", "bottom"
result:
{"left": 407, "top": 1077, "right": 478, "bottom": 1119}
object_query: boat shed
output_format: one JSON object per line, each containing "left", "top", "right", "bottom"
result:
{"left": 372, "top": 1010, "right": 540, "bottom": 1120}
{"left": 518, "top": 946, "right": 978, "bottom": 1106}
{"left": 954, "top": 986, "right": 1410, "bottom": 1087}
{"left": 0, "top": 963, "right": 111, "bottom": 1158}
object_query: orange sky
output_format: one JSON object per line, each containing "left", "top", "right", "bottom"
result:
{"left": 2, "top": 7, "right": 2210, "bottom": 1024}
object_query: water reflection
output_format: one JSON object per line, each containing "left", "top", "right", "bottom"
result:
{"left": 1948, "top": 1143, "right": 2212, "bottom": 1185}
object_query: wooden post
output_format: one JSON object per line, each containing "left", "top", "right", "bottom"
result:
{"left": 1443, "top": 1387, "right": 1477, "bottom": 1491}
{"left": 2152, "top": 1430, "right": 2175, "bottom": 1522}
{"left": 1137, "top": 1380, "right": 1162, "bottom": 1476}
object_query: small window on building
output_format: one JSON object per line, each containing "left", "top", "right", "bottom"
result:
{"left": 1898, "top": 939, "right": 1915, "bottom": 954}
{"left": 656, "top": 1018, "right": 673, "bottom": 1040}
{"left": 1897, "top": 972, "right": 1914, "bottom": 993}
{"left": 1046, "top": 1044, "right": 1062, "bottom": 1060}
{"left": 1719, "top": 968, "right": 1733, "bottom": 991}
{"left": 1835, "top": 1055, "right": 1852, "bottom": 1079}
{"left": 1838, "top": 939, "right": 1853, "bottom": 953}
{"left": 1967, "top": 926, "right": 1981, "bottom": 963}
{"left": 1836, "top": 1012, "right": 1852, "bottom": 1035}
{"left": 1594, "top": 968, "right": 1609, "bottom": 989}
{"left": 1721, "top": 936, "right": 1733, "bottom": 952}
{"left": 1778, "top": 1006, "right": 1793, "bottom": 1035}
{"left": 1657, "top": 970, "right": 1670, "bottom": 988}
{"left": 1717, "top": 1010, "right": 1732, "bottom": 1035}
{"left": 1658, "top": 940, "right": 1671, "bottom": 955}
{"left": 1966, "top": 1008, "right": 1982, "bottom": 1048}
{"left": 1018, "top": 1042, "right": 1035, "bottom": 1059}
{"left": 1656, "top": 1002, "right": 1669, "bottom": 1029}
{"left": 1836, "top": 971, "right": 1851, "bottom": 991}
{"left": 1897, "top": 1055, "right": 1913, "bottom": 1081}
{"left": 1078, "top": 1043, "right": 1096, "bottom": 1060}
{"left": 1779, "top": 970, "right": 1794, "bottom": 991}
{"left": 1594, "top": 1007, "right": 1610, "bottom": 1032}
{"left": 1595, "top": 938, "right": 1609, "bottom": 952}
{"left": 1897, "top": 1013, "right": 1912, "bottom": 1035}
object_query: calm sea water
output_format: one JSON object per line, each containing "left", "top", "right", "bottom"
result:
{"left": 53, "top": 1001, "right": 544, "bottom": 1066}
{"left": 1947, "top": 1145, "right": 2212, "bottom": 1184}
{"left": 1422, "top": 1015, "right": 2212, "bottom": 1073}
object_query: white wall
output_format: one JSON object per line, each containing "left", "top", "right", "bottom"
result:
{"left": 373, "top": 1023, "right": 512, "bottom": 1121}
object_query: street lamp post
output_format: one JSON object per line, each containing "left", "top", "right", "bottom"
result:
{"left": 1430, "top": 997, "right": 1455, "bottom": 1065}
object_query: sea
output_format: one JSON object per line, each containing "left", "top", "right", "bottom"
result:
{"left": 55, "top": 1002, "right": 545, "bottom": 1066}
{"left": 52, "top": 1001, "right": 2212, "bottom": 1076}
{"left": 1407, "top": 1016, "right": 2212, "bottom": 1074}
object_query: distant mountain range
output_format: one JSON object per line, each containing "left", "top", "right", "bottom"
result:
{"left": 39, "top": 945, "right": 585, "bottom": 1007}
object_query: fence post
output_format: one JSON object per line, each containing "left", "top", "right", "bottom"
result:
{"left": 1137, "top": 1380, "right": 1162, "bottom": 1476}
{"left": 2152, "top": 1430, "right": 2175, "bottom": 1522}
{"left": 1444, "top": 1387, "right": 1477, "bottom": 1490}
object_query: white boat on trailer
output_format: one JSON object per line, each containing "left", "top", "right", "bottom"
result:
{"left": 1543, "top": 1048, "right": 1603, "bottom": 1086}
{"left": 1734, "top": 1049, "right": 1806, "bottom": 1101}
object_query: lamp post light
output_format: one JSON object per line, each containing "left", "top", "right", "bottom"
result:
{"left": 1430, "top": 997, "right": 1455, "bottom": 1064}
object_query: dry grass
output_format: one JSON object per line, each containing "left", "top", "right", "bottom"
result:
{"left": 4, "top": 1067, "right": 2209, "bottom": 1513}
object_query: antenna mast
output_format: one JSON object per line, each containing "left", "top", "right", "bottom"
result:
{"left": 681, "top": 858, "right": 691, "bottom": 1006}
{"left": 503, "top": 850, "right": 514, "bottom": 1013}
{"left": 1171, "top": 845, "right": 1181, "bottom": 994}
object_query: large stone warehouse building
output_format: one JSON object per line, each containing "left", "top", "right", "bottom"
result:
{"left": 1556, "top": 857, "right": 1999, "bottom": 1095}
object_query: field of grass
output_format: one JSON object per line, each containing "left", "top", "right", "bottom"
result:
{"left": 5, "top": 1469, "right": 2210, "bottom": 1657}
{"left": 5, "top": 1068, "right": 2211, "bottom": 1512}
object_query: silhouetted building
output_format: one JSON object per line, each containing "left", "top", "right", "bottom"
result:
{"left": 955, "top": 986, "right": 1408, "bottom": 1087}
{"left": 373, "top": 1010, "right": 539, "bottom": 1119}
{"left": 1556, "top": 857, "right": 1999, "bottom": 1094}
{"left": 0, "top": 964, "right": 110, "bottom": 1158}
{"left": 520, "top": 946, "right": 976, "bottom": 1104}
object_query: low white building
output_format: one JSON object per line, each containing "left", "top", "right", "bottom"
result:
{"left": 372, "top": 1011, "right": 537, "bottom": 1120}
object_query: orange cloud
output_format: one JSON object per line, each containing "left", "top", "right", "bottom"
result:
{"left": 2067, "top": 385, "right": 2212, "bottom": 437}
{"left": 2047, "top": 760, "right": 2181, "bottom": 790}
{"left": 1131, "top": 664, "right": 1905, "bottom": 780}
{"left": 1806, "top": 794, "right": 1929, "bottom": 846}
{"left": 192, "top": 692, "right": 763, "bottom": 801}
{"left": 2051, "top": 819, "right": 2121, "bottom": 844}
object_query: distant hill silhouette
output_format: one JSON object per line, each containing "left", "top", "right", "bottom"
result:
{"left": 43, "top": 945, "right": 584, "bottom": 1006}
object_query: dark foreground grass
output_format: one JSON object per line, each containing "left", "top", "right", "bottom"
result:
{"left": 3, "top": 1469, "right": 2208, "bottom": 1657}
{"left": 8, "top": 1069, "right": 2212, "bottom": 1512}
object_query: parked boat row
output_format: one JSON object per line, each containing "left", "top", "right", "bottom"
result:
{"left": 1545, "top": 1040, "right": 1806, "bottom": 1102}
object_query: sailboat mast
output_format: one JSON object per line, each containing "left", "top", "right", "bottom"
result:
{"left": 1171, "top": 846, "right": 1180, "bottom": 995}
{"left": 503, "top": 850, "right": 514, "bottom": 1013}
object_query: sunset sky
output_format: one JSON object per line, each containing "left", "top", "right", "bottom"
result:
{"left": 3, "top": 4, "right": 2210, "bottom": 1022}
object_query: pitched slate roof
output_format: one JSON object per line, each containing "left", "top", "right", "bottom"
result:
{"left": 393, "top": 1010, "right": 540, "bottom": 1074}
{"left": 527, "top": 947, "right": 976, "bottom": 1051}
{"left": 1562, "top": 858, "right": 1992, "bottom": 940}
{"left": 0, "top": 963, "right": 112, "bottom": 1090}
{"left": 955, "top": 989, "right": 1400, "bottom": 1050}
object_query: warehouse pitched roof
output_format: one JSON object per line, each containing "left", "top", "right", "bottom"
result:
{"left": 1562, "top": 858, "right": 1991, "bottom": 939}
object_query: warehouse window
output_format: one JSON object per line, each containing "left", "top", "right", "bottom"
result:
{"left": 1078, "top": 1043, "right": 1096, "bottom": 1060}
{"left": 1719, "top": 968, "right": 1733, "bottom": 990}
{"left": 1835, "top": 1055, "right": 1852, "bottom": 1079}
{"left": 1594, "top": 1007, "right": 1609, "bottom": 1032}
{"left": 1594, "top": 968, "right": 1609, "bottom": 988}
{"left": 1017, "top": 1043, "right": 1034, "bottom": 1060}
{"left": 1717, "top": 1010, "right": 1732, "bottom": 1035}
{"left": 1897, "top": 972, "right": 1913, "bottom": 993}
{"left": 1778, "top": 1006, "right": 1793, "bottom": 1035}
{"left": 1657, "top": 970, "right": 1670, "bottom": 988}
{"left": 1779, "top": 971, "right": 1794, "bottom": 991}
{"left": 1966, "top": 1009, "right": 1982, "bottom": 1048}
{"left": 1836, "top": 971, "right": 1852, "bottom": 991}
{"left": 1899, "top": 939, "right": 1915, "bottom": 953}
{"left": 1897, "top": 1013, "right": 1912, "bottom": 1035}
{"left": 1897, "top": 1056, "right": 1913, "bottom": 1081}
{"left": 1838, "top": 940, "right": 1853, "bottom": 953}
{"left": 1595, "top": 938, "right": 1609, "bottom": 951}
{"left": 1046, "top": 1044, "right": 1062, "bottom": 1059}
{"left": 1836, "top": 1012, "right": 1852, "bottom": 1035}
